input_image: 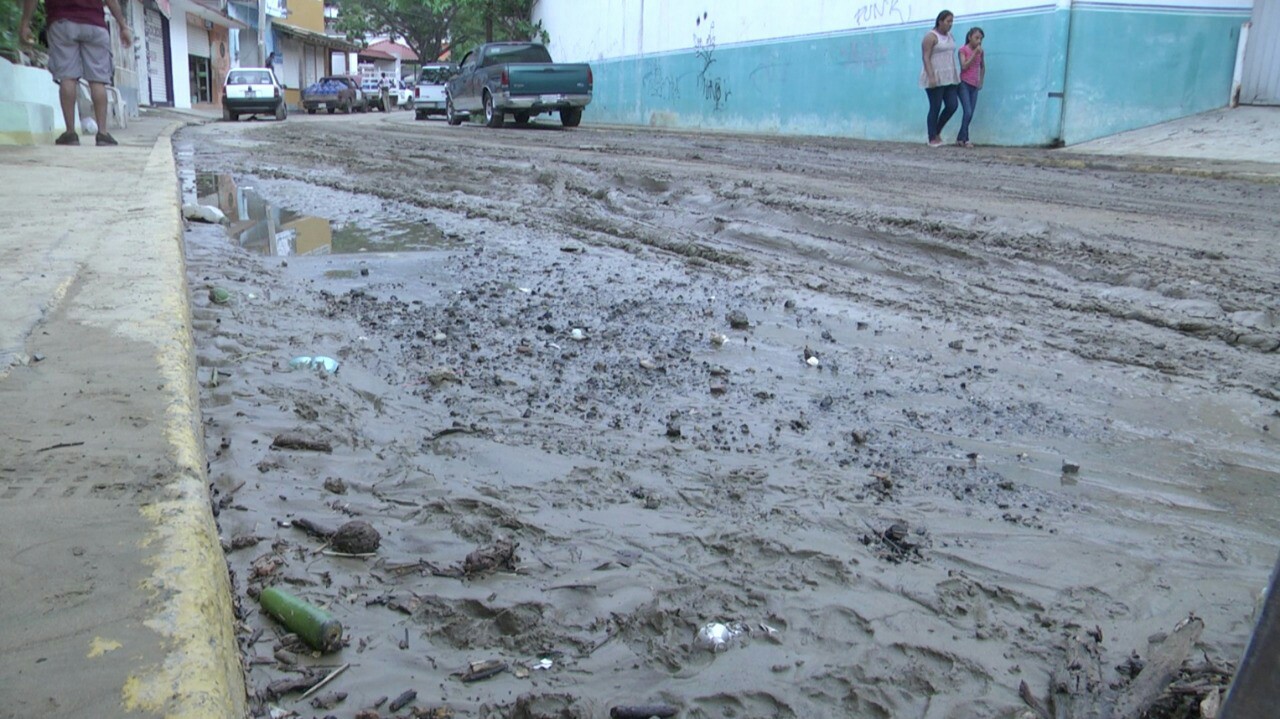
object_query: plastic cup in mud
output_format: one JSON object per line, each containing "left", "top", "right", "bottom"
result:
{"left": 695, "top": 622, "right": 743, "bottom": 653}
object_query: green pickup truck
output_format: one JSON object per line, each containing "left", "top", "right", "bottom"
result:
{"left": 445, "top": 42, "right": 593, "bottom": 128}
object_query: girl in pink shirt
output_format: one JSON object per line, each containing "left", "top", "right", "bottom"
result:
{"left": 956, "top": 27, "right": 986, "bottom": 147}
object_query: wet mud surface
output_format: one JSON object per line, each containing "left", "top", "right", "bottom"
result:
{"left": 179, "top": 112, "right": 1279, "bottom": 718}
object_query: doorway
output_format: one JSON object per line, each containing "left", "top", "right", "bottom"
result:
{"left": 189, "top": 55, "right": 212, "bottom": 104}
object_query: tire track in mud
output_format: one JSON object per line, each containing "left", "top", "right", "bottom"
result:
{"left": 183, "top": 117, "right": 1278, "bottom": 718}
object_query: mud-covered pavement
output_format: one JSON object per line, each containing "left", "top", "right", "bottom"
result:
{"left": 178, "top": 110, "right": 1279, "bottom": 718}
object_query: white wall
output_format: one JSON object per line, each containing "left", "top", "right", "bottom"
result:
{"left": 534, "top": 0, "right": 1014, "bottom": 61}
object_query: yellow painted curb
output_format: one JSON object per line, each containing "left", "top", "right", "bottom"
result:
{"left": 120, "top": 123, "right": 247, "bottom": 718}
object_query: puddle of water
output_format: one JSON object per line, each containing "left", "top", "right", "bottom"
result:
{"left": 192, "top": 172, "right": 446, "bottom": 257}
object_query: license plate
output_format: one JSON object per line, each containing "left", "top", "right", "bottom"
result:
{"left": 540, "top": 94, "right": 562, "bottom": 103}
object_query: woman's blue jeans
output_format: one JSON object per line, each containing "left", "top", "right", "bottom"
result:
{"left": 957, "top": 82, "right": 980, "bottom": 143}
{"left": 926, "top": 84, "right": 960, "bottom": 141}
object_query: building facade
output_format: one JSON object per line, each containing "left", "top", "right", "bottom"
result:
{"left": 533, "top": 0, "right": 1270, "bottom": 146}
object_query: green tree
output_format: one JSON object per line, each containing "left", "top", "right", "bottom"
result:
{"left": 329, "top": 0, "right": 546, "bottom": 63}
{"left": 331, "top": 0, "right": 458, "bottom": 62}
{"left": 450, "top": 0, "right": 546, "bottom": 52}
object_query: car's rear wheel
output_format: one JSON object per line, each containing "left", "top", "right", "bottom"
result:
{"left": 307, "top": 107, "right": 316, "bottom": 114}
{"left": 446, "top": 95, "right": 463, "bottom": 126}
{"left": 275, "top": 102, "right": 287, "bottom": 121}
{"left": 326, "top": 106, "right": 335, "bottom": 114}
{"left": 560, "top": 107, "right": 582, "bottom": 128}
{"left": 483, "top": 91, "right": 503, "bottom": 128}
{"left": 222, "top": 105, "right": 233, "bottom": 121}
{"left": 514, "top": 112, "right": 531, "bottom": 125}
{"left": 415, "top": 109, "right": 427, "bottom": 121}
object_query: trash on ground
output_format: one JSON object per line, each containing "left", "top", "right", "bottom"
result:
{"left": 289, "top": 355, "right": 339, "bottom": 374}
{"left": 695, "top": 621, "right": 747, "bottom": 653}
{"left": 459, "top": 658, "right": 508, "bottom": 682}
{"left": 183, "top": 203, "right": 228, "bottom": 224}
{"left": 257, "top": 586, "right": 344, "bottom": 652}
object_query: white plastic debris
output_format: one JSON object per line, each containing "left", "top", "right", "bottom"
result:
{"left": 695, "top": 622, "right": 745, "bottom": 653}
{"left": 289, "top": 356, "right": 339, "bottom": 374}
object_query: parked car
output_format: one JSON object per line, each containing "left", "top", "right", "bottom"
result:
{"left": 445, "top": 42, "right": 591, "bottom": 128}
{"left": 223, "top": 67, "right": 286, "bottom": 122}
{"left": 395, "top": 78, "right": 415, "bottom": 110}
{"left": 301, "top": 75, "right": 367, "bottom": 114}
{"left": 414, "top": 63, "right": 457, "bottom": 120}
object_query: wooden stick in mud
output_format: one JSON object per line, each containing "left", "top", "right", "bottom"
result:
{"left": 1049, "top": 627, "right": 1104, "bottom": 719}
{"left": 271, "top": 433, "right": 333, "bottom": 452}
{"left": 1112, "top": 616, "right": 1204, "bottom": 719}
{"left": 297, "top": 662, "right": 349, "bottom": 702}
{"left": 292, "top": 517, "right": 335, "bottom": 539}
{"left": 1018, "top": 680, "right": 1050, "bottom": 719}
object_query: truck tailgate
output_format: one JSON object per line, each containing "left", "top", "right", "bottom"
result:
{"left": 508, "top": 64, "right": 590, "bottom": 96}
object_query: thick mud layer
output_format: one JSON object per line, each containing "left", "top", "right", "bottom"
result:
{"left": 179, "top": 113, "right": 1279, "bottom": 719}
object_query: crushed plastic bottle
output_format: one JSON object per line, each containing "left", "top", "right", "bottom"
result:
{"left": 694, "top": 621, "right": 746, "bottom": 653}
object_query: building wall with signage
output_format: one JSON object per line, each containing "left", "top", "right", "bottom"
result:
{"left": 533, "top": 0, "right": 1252, "bottom": 146}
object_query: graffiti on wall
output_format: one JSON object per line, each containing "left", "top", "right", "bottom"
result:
{"left": 854, "top": 0, "right": 907, "bottom": 27}
{"left": 642, "top": 64, "right": 681, "bottom": 101}
{"left": 694, "top": 12, "right": 731, "bottom": 111}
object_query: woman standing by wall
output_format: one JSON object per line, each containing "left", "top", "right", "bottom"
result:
{"left": 920, "top": 10, "right": 960, "bottom": 147}
{"left": 956, "top": 27, "right": 985, "bottom": 147}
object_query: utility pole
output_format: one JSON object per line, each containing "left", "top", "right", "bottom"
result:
{"left": 258, "top": 0, "right": 268, "bottom": 67}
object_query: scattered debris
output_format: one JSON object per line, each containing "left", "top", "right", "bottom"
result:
{"left": 271, "top": 433, "right": 333, "bottom": 453}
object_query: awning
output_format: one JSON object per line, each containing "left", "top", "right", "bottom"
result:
{"left": 273, "top": 22, "right": 362, "bottom": 53}
{"left": 186, "top": 0, "right": 248, "bottom": 30}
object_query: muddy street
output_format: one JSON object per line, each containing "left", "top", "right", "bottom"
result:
{"left": 179, "top": 110, "right": 1279, "bottom": 719}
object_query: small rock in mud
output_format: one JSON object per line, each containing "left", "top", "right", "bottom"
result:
{"left": 310, "top": 691, "right": 347, "bottom": 709}
{"left": 226, "top": 534, "right": 263, "bottom": 552}
{"left": 462, "top": 538, "right": 519, "bottom": 575}
{"left": 331, "top": 520, "right": 381, "bottom": 553}
{"left": 1061, "top": 461, "right": 1081, "bottom": 475}
{"left": 323, "top": 477, "right": 347, "bottom": 494}
{"left": 726, "top": 310, "right": 750, "bottom": 329}
{"left": 427, "top": 367, "right": 460, "bottom": 386}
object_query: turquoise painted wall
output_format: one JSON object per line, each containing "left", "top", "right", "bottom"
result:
{"left": 588, "top": 9, "right": 1063, "bottom": 146}
{"left": 1061, "top": 6, "right": 1248, "bottom": 144}
{"left": 570, "top": 4, "right": 1250, "bottom": 146}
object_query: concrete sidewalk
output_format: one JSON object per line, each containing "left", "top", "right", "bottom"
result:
{"left": 0, "top": 115, "right": 243, "bottom": 718}
{"left": 1058, "top": 105, "right": 1280, "bottom": 179}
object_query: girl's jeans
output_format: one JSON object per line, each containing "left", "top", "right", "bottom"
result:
{"left": 926, "top": 84, "right": 960, "bottom": 141}
{"left": 957, "top": 82, "right": 980, "bottom": 143}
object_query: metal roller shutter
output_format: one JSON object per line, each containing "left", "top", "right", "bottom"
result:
{"left": 187, "top": 21, "right": 210, "bottom": 58}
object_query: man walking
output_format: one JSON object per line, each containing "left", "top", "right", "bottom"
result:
{"left": 379, "top": 72, "right": 392, "bottom": 112}
{"left": 20, "top": 0, "right": 132, "bottom": 146}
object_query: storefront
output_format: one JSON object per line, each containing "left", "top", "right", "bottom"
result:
{"left": 143, "top": 1, "right": 172, "bottom": 105}
{"left": 186, "top": 16, "right": 212, "bottom": 104}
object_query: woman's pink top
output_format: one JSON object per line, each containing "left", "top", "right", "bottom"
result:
{"left": 959, "top": 45, "right": 983, "bottom": 87}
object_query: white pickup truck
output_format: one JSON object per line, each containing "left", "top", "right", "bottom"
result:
{"left": 413, "top": 63, "right": 458, "bottom": 120}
